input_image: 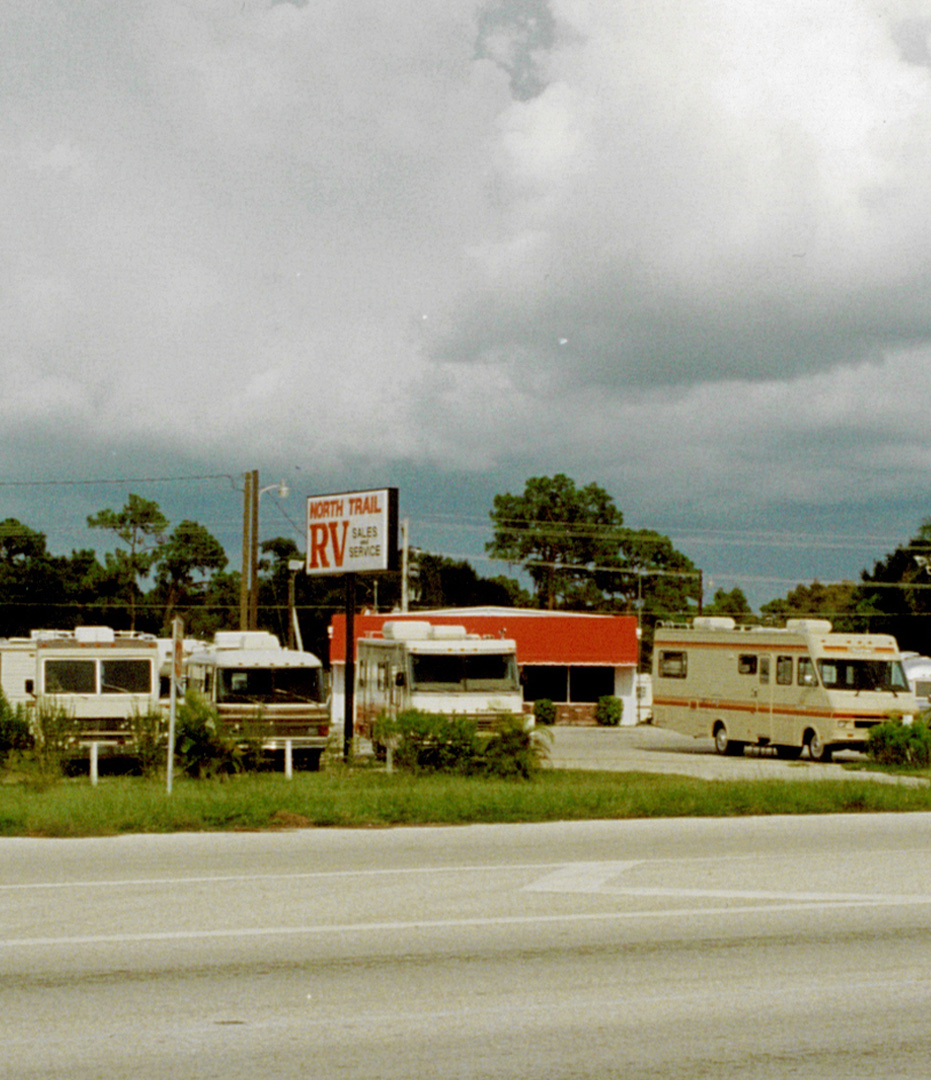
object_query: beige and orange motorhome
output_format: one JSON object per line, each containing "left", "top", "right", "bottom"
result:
{"left": 652, "top": 617, "right": 916, "bottom": 761}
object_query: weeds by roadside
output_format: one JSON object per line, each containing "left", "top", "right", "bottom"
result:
{"left": 3, "top": 770, "right": 931, "bottom": 838}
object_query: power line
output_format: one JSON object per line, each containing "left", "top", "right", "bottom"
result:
{"left": 0, "top": 474, "right": 234, "bottom": 488}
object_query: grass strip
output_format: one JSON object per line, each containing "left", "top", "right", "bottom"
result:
{"left": 3, "top": 769, "right": 931, "bottom": 837}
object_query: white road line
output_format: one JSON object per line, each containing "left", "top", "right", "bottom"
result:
{"left": 3, "top": 897, "right": 931, "bottom": 950}
{"left": 0, "top": 862, "right": 568, "bottom": 892}
{"left": 523, "top": 861, "right": 642, "bottom": 892}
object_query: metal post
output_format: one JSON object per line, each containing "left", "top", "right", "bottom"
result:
{"left": 401, "top": 518, "right": 409, "bottom": 612}
{"left": 344, "top": 572, "right": 356, "bottom": 761}
{"left": 284, "top": 739, "right": 293, "bottom": 780}
{"left": 90, "top": 742, "right": 98, "bottom": 787}
{"left": 166, "top": 616, "right": 183, "bottom": 795}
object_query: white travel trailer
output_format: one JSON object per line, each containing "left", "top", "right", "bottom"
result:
{"left": 184, "top": 631, "right": 330, "bottom": 767}
{"left": 354, "top": 620, "right": 524, "bottom": 738}
{"left": 0, "top": 627, "right": 160, "bottom": 746}
{"left": 652, "top": 617, "right": 916, "bottom": 761}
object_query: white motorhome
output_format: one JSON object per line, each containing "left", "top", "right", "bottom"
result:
{"left": 355, "top": 620, "right": 524, "bottom": 738}
{"left": 901, "top": 652, "right": 931, "bottom": 713}
{"left": 184, "top": 631, "right": 330, "bottom": 767}
{"left": 0, "top": 626, "right": 160, "bottom": 746}
{"left": 652, "top": 617, "right": 916, "bottom": 761}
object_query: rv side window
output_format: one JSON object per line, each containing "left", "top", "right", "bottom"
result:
{"left": 797, "top": 658, "right": 816, "bottom": 686}
{"left": 759, "top": 657, "right": 770, "bottom": 685}
{"left": 659, "top": 651, "right": 687, "bottom": 679}
{"left": 776, "top": 655, "right": 793, "bottom": 685}
{"left": 738, "top": 654, "right": 757, "bottom": 675}
{"left": 101, "top": 659, "right": 152, "bottom": 694}
{"left": 44, "top": 659, "right": 96, "bottom": 694}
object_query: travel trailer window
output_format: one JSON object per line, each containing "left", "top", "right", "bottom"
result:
{"left": 738, "top": 654, "right": 757, "bottom": 675}
{"left": 776, "top": 655, "right": 793, "bottom": 685}
{"left": 818, "top": 659, "right": 909, "bottom": 693}
{"left": 44, "top": 659, "right": 96, "bottom": 694}
{"left": 101, "top": 660, "right": 152, "bottom": 694}
{"left": 658, "top": 651, "right": 687, "bottom": 678}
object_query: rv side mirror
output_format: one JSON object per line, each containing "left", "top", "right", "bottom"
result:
{"left": 395, "top": 671, "right": 406, "bottom": 687}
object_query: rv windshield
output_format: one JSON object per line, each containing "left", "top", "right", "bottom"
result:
{"left": 217, "top": 667, "right": 323, "bottom": 704}
{"left": 817, "top": 659, "right": 910, "bottom": 694}
{"left": 410, "top": 652, "right": 519, "bottom": 693}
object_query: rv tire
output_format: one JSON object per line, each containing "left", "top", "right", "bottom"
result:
{"left": 806, "top": 730, "right": 833, "bottom": 763}
{"left": 713, "top": 723, "right": 744, "bottom": 757}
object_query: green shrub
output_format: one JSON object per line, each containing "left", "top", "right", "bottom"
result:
{"left": 867, "top": 717, "right": 931, "bottom": 768}
{"left": 378, "top": 710, "right": 479, "bottom": 774}
{"left": 377, "top": 710, "right": 546, "bottom": 779}
{"left": 533, "top": 698, "right": 557, "bottom": 726}
{"left": 175, "top": 689, "right": 245, "bottom": 778}
{"left": 477, "top": 715, "right": 550, "bottom": 778}
{"left": 129, "top": 706, "right": 168, "bottom": 778}
{"left": 0, "top": 692, "right": 33, "bottom": 768}
{"left": 595, "top": 695, "right": 623, "bottom": 726}
{"left": 31, "top": 697, "right": 76, "bottom": 779}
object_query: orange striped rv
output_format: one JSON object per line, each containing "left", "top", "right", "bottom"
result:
{"left": 652, "top": 617, "right": 916, "bottom": 761}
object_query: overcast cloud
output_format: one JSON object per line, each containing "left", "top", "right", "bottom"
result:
{"left": 3, "top": 1, "right": 931, "bottom": 602}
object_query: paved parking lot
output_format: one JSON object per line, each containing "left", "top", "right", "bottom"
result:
{"left": 544, "top": 724, "right": 926, "bottom": 785}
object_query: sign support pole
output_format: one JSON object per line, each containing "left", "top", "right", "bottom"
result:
{"left": 343, "top": 572, "right": 356, "bottom": 761}
{"left": 166, "top": 616, "right": 183, "bottom": 794}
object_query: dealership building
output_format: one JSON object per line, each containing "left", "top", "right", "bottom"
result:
{"left": 328, "top": 607, "right": 643, "bottom": 727}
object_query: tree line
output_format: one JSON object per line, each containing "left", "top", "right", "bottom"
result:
{"left": 1, "top": 476, "right": 929, "bottom": 660}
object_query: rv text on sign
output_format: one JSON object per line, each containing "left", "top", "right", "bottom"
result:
{"left": 305, "top": 488, "right": 399, "bottom": 576}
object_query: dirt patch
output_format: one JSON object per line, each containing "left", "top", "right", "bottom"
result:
{"left": 268, "top": 809, "right": 313, "bottom": 829}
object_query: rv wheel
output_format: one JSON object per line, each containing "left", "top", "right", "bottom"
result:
{"left": 713, "top": 724, "right": 745, "bottom": 757}
{"left": 806, "top": 730, "right": 833, "bottom": 763}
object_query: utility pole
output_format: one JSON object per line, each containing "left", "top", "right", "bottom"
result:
{"left": 249, "top": 468, "right": 259, "bottom": 630}
{"left": 239, "top": 471, "right": 288, "bottom": 633}
{"left": 240, "top": 471, "right": 253, "bottom": 631}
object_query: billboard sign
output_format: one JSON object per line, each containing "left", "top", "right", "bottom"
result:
{"left": 306, "top": 488, "right": 399, "bottom": 576}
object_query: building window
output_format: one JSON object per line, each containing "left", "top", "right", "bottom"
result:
{"left": 569, "top": 666, "right": 615, "bottom": 703}
{"left": 522, "top": 666, "right": 569, "bottom": 702}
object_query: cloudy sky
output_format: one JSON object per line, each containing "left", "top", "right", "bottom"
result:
{"left": 4, "top": 0, "right": 931, "bottom": 607}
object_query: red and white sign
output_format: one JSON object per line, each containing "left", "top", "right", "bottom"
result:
{"left": 305, "top": 488, "right": 398, "bottom": 576}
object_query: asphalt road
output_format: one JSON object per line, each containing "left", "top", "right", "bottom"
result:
{"left": 4, "top": 814, "right": 931, "bottom": 1078}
